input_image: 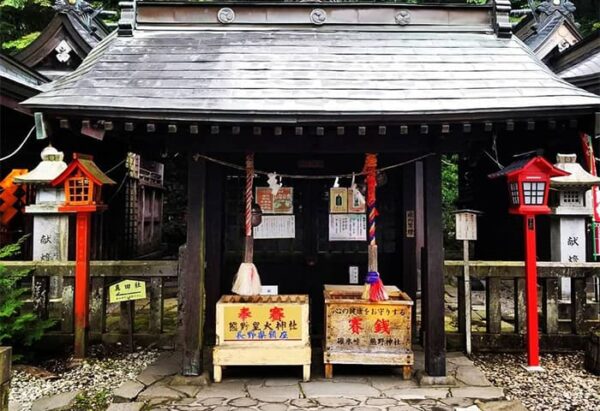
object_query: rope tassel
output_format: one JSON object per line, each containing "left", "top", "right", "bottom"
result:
{"left": 232, "top": 153, "right": 262, "bottom": 296}
{"left": 362, "top": 153, "right": 389, "bottom": 302}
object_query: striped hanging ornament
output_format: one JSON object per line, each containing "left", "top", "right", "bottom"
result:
{"left": 362, "top": 153, "right": 388, "bottom": 302}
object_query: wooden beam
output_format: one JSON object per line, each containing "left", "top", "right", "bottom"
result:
{"left": 0, "top": 260, "right": 178, "bottom": 277}
{"left": 181, "top": 154, "right": 206, "bottom": 375}
{"left": 423, "top": 154, "right": 446, "bottom": 376}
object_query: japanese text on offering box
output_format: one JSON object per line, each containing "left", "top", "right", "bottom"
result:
{"left": 327, "top": 303, "right": 410, "bottom": 351}
{"left": 223, "top": 304, "right": 303, "bottom": 341}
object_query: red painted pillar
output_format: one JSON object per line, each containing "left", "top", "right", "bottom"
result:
{"left": 524, "top": 214, "right": 540, "bottom": 367}
{"left": 74, "top": 212, "right": 92, "bottom": 359}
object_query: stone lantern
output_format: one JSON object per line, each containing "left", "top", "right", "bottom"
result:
{"left": 14, "top": 146, "right": 68, "bottom": 298}
{"left": 550, "top": 153, "right": 600, "bottom": 299}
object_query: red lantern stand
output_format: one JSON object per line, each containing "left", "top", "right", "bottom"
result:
{"left": 51, "top": 154, "right": 115, "bottom": 359}
{"left": 489, "top": 156, "right": 568, "bottom": 370}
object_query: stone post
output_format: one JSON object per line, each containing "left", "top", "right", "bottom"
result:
{"left": 0, "top": 347, "right": 11, "bottom": 411}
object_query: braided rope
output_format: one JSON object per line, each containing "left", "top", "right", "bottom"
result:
{"left": 245, "top": 153, "right": 254, "bottom": 237}
{"left": 364, "top": 153, "right": 378, "bottom": 246}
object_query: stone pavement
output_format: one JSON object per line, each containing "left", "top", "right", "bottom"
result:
{"left": 107, "top": 351, "right": 527, "bottom": 411}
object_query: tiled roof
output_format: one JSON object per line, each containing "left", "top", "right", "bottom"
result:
{"left": 23, "top": 26, "right": 600, "bottom": 119}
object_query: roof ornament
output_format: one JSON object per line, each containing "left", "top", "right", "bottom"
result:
{"left": 536, "top": 0, "right": 576, "bottom": 19}
{"left": 218, "top": 8, "right": 235, "bottom": 24}
{"left": 310, "top": 8, "right": 327, "bottom": 25}
{"left": 493, "top": 0, "right": 512, "bottom": 39}
{"left": 53, "top": 0, "right": 103, "bottom": 34}
{"left": 395, "top": 10, "right": 411, "bottom": 26}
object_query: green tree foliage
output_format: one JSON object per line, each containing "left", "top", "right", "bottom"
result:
{"left": 442, "top": 156, "right": 459, "bottom": 251}
{"left": 0, "top": 0, "right": 54, "bottom": 53}
{"left": 0, "top": 238, "right": 55, "bottom": 361}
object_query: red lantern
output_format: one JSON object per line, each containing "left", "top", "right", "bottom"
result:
{"left": 490, "top": 156, "right": 569, "bottom": 370}
{"left": 52, "top": 153, "right": 115, "bottom": 359}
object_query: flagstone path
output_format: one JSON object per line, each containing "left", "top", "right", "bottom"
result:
{"left": 105, "top": 351, "right": 526, "bottom": 411}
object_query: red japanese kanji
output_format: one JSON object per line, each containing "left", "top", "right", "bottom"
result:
{"left": 374, "top": 319, "right": 391, "bottom": 335}
{"left": 349, "top": 316, "right": 363, "bottom": 334}
{"left": 269, "top": 306, "right": 285, "bottom": 322}
{"left": 238, "top": 307, "right": 252, "bottom": 321}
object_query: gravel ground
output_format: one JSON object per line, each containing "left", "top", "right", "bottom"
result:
{"left": 474, "top": 352, "right": 600, "bottom": 411}
{"left": 9, "top": 345, "right": 160, "bottom": 411}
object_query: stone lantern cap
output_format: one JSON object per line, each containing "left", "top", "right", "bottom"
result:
{"left": 550, "top": 154, "right": 600, "bottom": 188}
{"left": 14, "top": 145, "right": 67, "bottom": 185}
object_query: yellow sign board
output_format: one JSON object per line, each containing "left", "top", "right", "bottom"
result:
{"left": 222, "top": 303, "right": 303, "bottom": 341}
{"left": 327, "top": 303, "right": 411, "bottom": 353}
{"left": 109, "top": 280, "right": 146, "bottom": 303}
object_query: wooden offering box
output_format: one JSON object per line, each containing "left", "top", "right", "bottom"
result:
{"left": 213, "top": 294, "right": 311, "bottom": 382}
{"left": 324, "top": 285, "right": 414, "bottom": 379}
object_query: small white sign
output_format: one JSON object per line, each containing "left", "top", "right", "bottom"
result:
{"left": 455, "top": 212, "right": 478, "bottom": 241}
{"left": 254, "top": 215, "right": 295, "bottom": 239}
{"left": 261, "top": 285, "right": 278, "bottom": 295}
{"left": 349, "top": 266, "right": 359, "bottom": 284}
{"left": 329, "top": 214, "right": 366, "bottom": 241}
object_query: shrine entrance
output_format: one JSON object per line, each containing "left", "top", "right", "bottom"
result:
{"left": 215, "top": 153, "right": 409, "bottom": 338}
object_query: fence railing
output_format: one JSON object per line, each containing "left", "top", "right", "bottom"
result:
{"left": 4, "top": 259, "right": 599, "bottom": 351}
{"left": 445, "top": 261, "right": 600, "bottom": 351}
{"left": 2, "top": 260, "right": 179, "bottom": 347}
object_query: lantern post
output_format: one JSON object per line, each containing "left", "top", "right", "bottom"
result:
{"left": 51, "top": 153, "right": 115, "bottom": 359}
{"left": 489, "top": 156, "right": 569, "bottom": 370}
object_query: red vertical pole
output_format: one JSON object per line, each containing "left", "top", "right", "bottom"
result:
{"left": 74, "top": 211, "right": 92, "bottom": 359}
{"left": 524, "top": 214, "right": 540, "bottom": 367}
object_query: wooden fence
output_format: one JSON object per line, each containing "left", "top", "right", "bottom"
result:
{"left": 445, "top": 261, "right": 600, "bottom": 351}
{"left": 2, "top": 260, "right": 179, "bottom": 348}
{"left": 3, "top": 259, "right": 599, "bottom": 351}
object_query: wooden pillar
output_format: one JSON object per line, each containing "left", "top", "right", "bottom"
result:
{"left": 181, "top": 154, "right": 206, "bottom": 375}
{"left": 74, "top": 211, "right": 92, "bottom": 359}
{"left": 423, "top": 154, "right": 446, "bottom": 376}
{"left": 402, "top": 161, "right": 424, "bottom": 340}
{"left": 204, "top": 162, "right": 224, "bottom": 343}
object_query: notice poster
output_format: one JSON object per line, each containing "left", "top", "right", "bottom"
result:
{"left": 329, "top": 214, "right": 367, "bottom": 241}
{"left": 254, "top": 215, "right": 296, "bottom": 239}
{"left": 330, "top": 188, "right": 348, "bottom": 213}
{"left": 256, "top": 187, "right": 293, "bottom": 214}
{"left": 347, "top": 188, "right": 366, "bottom": 213}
